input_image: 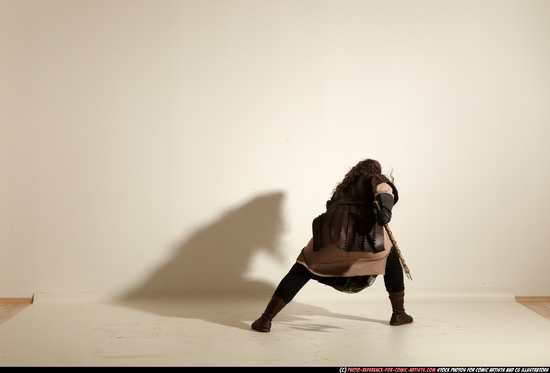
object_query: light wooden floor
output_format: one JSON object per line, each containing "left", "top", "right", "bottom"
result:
{"left": 0, "top": 301, "right": 32, "bottom": 325}
{"left": 515, "top": 297, "right": 550, "bottom": 321}
{"left": 1, "top": 298, "right": 549, "bottom": 325}
{"left": 1, "top": 292, "right": 550, "bottom": 366}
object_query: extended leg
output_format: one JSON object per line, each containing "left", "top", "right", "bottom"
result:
{"left": 251, "top": 263, "right": 311, "bottom": 332}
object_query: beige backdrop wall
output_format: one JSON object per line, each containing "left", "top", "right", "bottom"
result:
{"left": 2, "top": 0, "right": 549, "bottom": 298}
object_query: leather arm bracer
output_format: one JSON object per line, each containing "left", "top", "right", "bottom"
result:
{"left": 374, "top": 193, "right": 394, "bottom": 225}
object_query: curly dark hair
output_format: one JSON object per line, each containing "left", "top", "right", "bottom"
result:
{"left": 333, "top": 158, "right": 393, "bottom": 195}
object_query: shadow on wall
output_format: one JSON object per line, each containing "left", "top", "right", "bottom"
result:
{"left": 115, "top": 191, "right": 389, "bottom": 330}
{"left": 122, "top": 191, "right": 287, "bottom": 295}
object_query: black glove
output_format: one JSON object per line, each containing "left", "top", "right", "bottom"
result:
{"left": 374, "top": 193, "right": 394, "bottom": 225}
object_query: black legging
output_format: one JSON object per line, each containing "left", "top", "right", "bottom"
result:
{"left": 274, "top": 247, "right": 405, "bottom": 303}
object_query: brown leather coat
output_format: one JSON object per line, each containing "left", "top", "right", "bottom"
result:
{"left": 313, "top": 174, "right": 397, "bottom": 253}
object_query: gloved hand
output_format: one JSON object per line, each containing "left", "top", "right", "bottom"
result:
{"left": 374, "top": 193, "right": 394, "bottom": 225}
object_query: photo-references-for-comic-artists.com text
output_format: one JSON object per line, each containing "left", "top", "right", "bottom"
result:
{"left": 339, "top": 368, "right": 549, "bottom": 373}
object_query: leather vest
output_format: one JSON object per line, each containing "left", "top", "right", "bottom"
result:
{"left": 312, "top": 175, "right": 396, "bottom": 253}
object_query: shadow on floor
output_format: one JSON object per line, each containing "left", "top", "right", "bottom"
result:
{"left": 114, "top": 191, "right": 388, "bottom": 330}
{"left": 116, "top": 289, "right": 389, "bottom": 332}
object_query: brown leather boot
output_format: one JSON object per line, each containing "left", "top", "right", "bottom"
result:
{"left": 251, "top": 295, "right": 287, "bottom": 332}
{"left": 388, "top": 291, "right": 413, "bottom": 326}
